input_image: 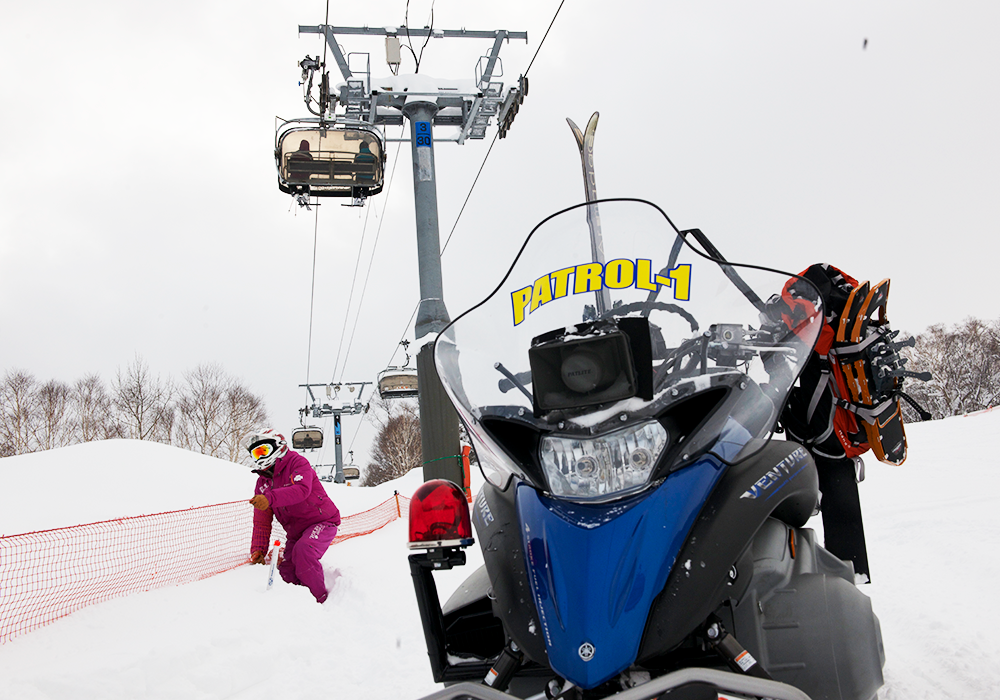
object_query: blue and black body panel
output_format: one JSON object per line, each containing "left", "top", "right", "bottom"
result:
{"left": 638, "top": 439, "right": 819, "bottom": 660}
{"left": 473, "top": 436, "right": 819, "bottom": 689}
{"left": 516, "top": 458, "right": 726, "bottom": 688}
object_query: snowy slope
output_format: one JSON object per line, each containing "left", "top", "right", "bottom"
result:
{"left": 1, "top": 414, "right": 999, "bottom": 699}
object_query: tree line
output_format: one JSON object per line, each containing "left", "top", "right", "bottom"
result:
{"left": 5, "top": 317, "right": 996, "bottom": 481}
{"left": 900, "top": 317, "right": 1000, "bottom": 421}
{"left": 1, "top": 356, "right": 268, "bottom": 464}
{"left": 361, "top": 397, "right": 421, "bottom": 487}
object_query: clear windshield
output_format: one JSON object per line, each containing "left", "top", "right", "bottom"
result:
{"left": 435, "top": 199, "right": 822, "bottom": 490}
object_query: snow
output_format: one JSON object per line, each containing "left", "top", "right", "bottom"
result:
{"left": 0, "top": 441, "right": 249, "bottom": 536}
{"left": 368, "top": 73, "right": 479, "bottom": 96}
{"left": 2, "top": 412, "right": 1000, "bottom": 699}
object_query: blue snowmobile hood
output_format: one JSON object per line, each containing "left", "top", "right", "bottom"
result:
{"left": 517, "top": 468, "right": 727, "bottom": 685}
{"left": 516, "top": 421, "right": 750, "bottom": 689}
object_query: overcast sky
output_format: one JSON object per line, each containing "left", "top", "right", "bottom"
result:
{"left": 2, "top": 1, "right": 998, "bottom": 467}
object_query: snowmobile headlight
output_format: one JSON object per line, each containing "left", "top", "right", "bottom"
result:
{"left": 539, "top": 420, "right": 668, "bottom": 501}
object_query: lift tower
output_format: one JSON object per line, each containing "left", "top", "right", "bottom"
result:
{"left": 299, "top": 23, "right": 528, "bottom": 485}
{"left": 298, "top": 382, "right": 371, "bottom": 483}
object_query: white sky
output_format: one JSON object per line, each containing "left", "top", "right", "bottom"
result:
{"left": 2, "top": 413, "right": 1000, "bottom": 697}
{"left": 2, "top": 1, "right": 999, "bottom": 467}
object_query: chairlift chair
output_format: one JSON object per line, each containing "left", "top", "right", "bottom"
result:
{"left": 377, "top": 368, "right": 419, "bottom": 400}
{"left": 275, "top": 120, "right": 386, "bottom": 199}
{"left": 342, "top": 466, "right": 361, "bottom": 481}
{"left": 378, "top": 340, "right": 419, "bottom": 400}
{"left": 291, "top": 426, "right": 324, "bottom": 450}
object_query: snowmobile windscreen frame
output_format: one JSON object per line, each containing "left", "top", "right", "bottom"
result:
{"left": 434, "top": 198, "right": 823, "bottom": 493}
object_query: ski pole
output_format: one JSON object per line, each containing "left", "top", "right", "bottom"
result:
{"left": 266, "top": 538, "right": 282, "bottom": 591}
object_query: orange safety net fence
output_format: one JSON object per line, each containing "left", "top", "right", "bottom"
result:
{"left": 333, "top": 493, "right": 409, "bottom": 544}
{"left": 0, "top": 493, "right": 410, "bottom": 645}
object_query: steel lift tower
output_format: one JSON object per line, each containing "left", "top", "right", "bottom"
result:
{"left": 297, "top": 23, "right": 528, "bottom": 485}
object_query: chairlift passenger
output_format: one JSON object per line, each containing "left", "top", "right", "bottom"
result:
{"left": 275, "top": 121, "right": 386, "bottom": 199}
{"left": 355, "top": 141, "right": 375, "bottom": 183}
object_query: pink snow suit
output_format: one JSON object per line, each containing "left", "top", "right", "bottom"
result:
{"left": 250, "top": 449, "right": 341, "bottom": 603}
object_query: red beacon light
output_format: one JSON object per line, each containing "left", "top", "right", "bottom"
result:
{"left": 408, "top": 479, "right": 475, "bottom": 550}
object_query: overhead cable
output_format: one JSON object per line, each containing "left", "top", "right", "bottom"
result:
{"left": 440, "top": 0, "right": 566, "bottom": 255}
{"left": 333, "top": 126, "right": 408, "bottom": 384}
{"left": 305, "top": 205, "right": 321, "bottom": 387}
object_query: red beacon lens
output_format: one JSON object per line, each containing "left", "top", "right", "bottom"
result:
{"left": 408, "top": 479, "right": 475, "bottom": 550}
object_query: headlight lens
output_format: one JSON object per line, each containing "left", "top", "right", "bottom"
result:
{"left": 539, "top": 420, "right": 669, "bottom": 501}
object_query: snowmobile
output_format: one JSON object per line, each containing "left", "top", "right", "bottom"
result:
{"left": 408, "top": 198, "right": 885, "bottom": 700}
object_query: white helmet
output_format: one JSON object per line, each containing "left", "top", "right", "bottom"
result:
{"left": 246, "top": 428, "right": 289, "bottom": 469}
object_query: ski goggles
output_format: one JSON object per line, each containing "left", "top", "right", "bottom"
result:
{"left": 249, "top": 441, "right": 275, "bottom": 462}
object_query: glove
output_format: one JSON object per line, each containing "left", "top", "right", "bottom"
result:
{"left": 249, "top": 550, "right": 266, "bottom": 565}
{"left": 249, "top": 494, "right": 270, "bottom": 511}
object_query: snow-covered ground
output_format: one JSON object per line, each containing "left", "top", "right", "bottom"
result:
{"left": 1, "top": 412, "right": 999, "bottom": 699}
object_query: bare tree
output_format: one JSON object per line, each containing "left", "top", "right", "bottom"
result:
{"left": 221, "top": 382, "right": 270, "bottom": 465}
{"left": 1, "top": 361, "right": 271, "bottom": 461}
{"left": 71, "top": 374, "right": 116, "bottom": 442}
{"left": 176, "top": 364, "right": 231, "bottom": 457}
{"left": 112, "top": 355, "right": 174, "bottom": 442}
{"left": 35, "top": 379, "right": 74, "bottom": 450}
{"left": 901, "top": 317, "right": 1000, "bottom": 419}
{"left": 362, "top": 398, "right": 421, "bottom": 486}
{"left": 0, "top": 370, "right": 39, "bottom": 456}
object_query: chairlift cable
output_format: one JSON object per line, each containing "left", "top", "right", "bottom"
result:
{"left": 526, "top": 0, "right": 566, "bottom": 75}
{"left": 440, "top": 0, "right": 564, "bottom": 255}
{"left": 340, "top": 0, "right": 569, "bottom": 409}
{"left": 331, "top": 126, "right": 408, "bottom": 384}
{"left": 329, "top": 192, "right": 375, "bottom": 383}
{"left": 330, "top": 127, "right": 406, "bottom": 382}
{"left": 386, "top": 303, "right": 420, "bottom": 371}
{"left": 331, "top": 1, "right": 566, "bottom": 378}
{"left": 320, "top": 3, "right": 566, "bottom": 471}
{"left": 321, "top": 0, "right": 330, "bottom": 72}
{"left": 340, "top": 133, "right": 402, "bottom": 379}
{"left": 305, "top": 204, "right": 321, "bottom": 390}
{"left": 417, "top": 2, "right": 436, "bottom": 72}
{"left": 403, "top": 0, "right": 436, "bottom": 74}
{"left": 441, "top": 130, "right": 499, "bottom": 255}
{"left": 344, "top": 299, "right": 419, "bottom": 459}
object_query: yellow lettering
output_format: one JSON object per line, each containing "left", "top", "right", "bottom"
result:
{"left": 530, "top": 274, "right": 554, "bottom": 312}
{"left": 636, "top": 259, "right": 657, "bottom": 291}
{"left": 511, "top": 287, "right": 532, "bottom": 326}
{"left": 669, "top": 264, "right": 692, "bottom": 301}
{"left": 604, "top": 259, "right": 635, "bottom": 289}
{"left": 574, "top": 263, "right": 604, "bottom": 294}
{"left": 550, "top": 267, "right": 575, "bottom": 299}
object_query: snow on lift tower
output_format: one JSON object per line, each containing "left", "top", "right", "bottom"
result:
{"left": 378, "top": 340, "right": 419, "bottom": 400}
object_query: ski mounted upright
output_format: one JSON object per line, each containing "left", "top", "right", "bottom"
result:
{"left": 567, "top": 113, "right": 613, "bottom": 318}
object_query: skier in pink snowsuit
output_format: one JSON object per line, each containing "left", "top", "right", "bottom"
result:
{"left": 246, "top": 428, "right": 341, "bottom": 603}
